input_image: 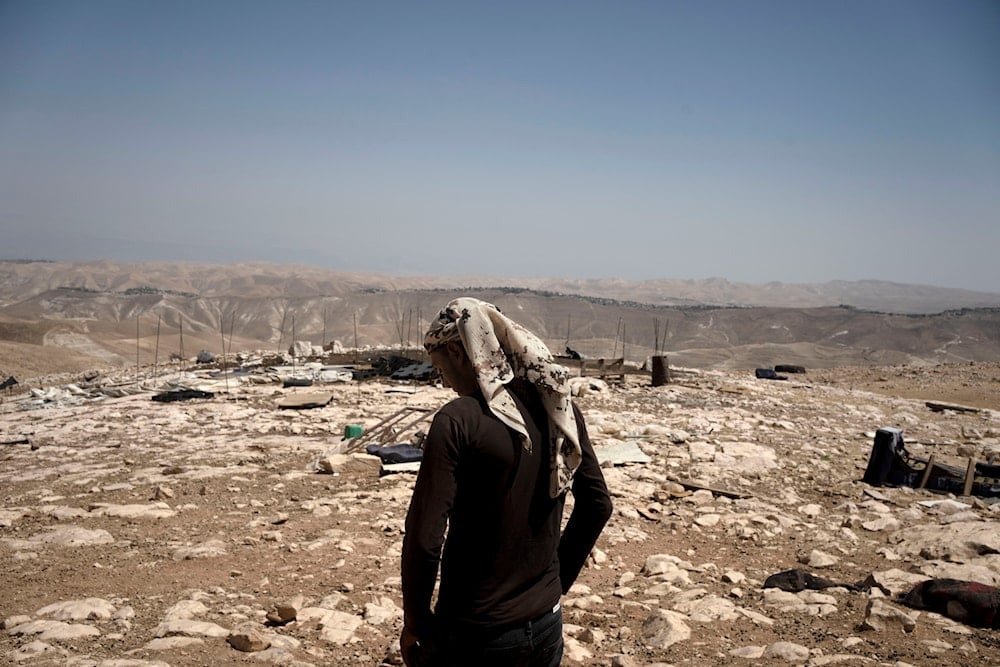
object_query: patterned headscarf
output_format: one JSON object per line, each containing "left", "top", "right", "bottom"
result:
{"left": 424, "top": 298, "right": 582, "bottom": 497}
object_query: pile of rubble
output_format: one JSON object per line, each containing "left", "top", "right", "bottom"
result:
{"left": 1, "top": 362, "right": 998, "bottom": 665}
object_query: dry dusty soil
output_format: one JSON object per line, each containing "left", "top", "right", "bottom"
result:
{"left": 1, "top": 361, "right": 999, "bottom": 666}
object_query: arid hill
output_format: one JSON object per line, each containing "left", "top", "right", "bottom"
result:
{"left": 1, "top": 260, "right": 999, "bottom": 383}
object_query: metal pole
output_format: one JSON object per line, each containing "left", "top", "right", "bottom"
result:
{"left": 219, "top": 313, "right": 229, "bottom": 394}
{"left": 154, "top": 315, "right": 161, "bottom": 385}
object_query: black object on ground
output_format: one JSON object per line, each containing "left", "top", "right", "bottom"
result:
{"left": 902, "top": 578, "right": 1000, "bottom": 629}
{"left": 152, "top": 389, "right": 215, "bottom": 402}
{"left": 763, "top": 569, "right": 859, "bottom": 592}
{"left": 862, "top": 427, "right": 1000, "bottom": 498}
{"left": 365, "top": 443, "right": 424, "bottom": 464}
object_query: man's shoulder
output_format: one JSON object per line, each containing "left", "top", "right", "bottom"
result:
{"left": 436, "top": 394, "right": 487, "bottom": 419}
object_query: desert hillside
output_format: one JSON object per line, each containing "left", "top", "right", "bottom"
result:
{"left": 1, "top": 260, "right": 999, "bottom": 384}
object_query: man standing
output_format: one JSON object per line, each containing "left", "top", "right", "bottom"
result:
{"left": 401, "top": 298, "right": 613, "bottom": 666}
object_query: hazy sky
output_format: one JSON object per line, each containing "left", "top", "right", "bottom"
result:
{"left": 2, "top": 1, "right": 998, "bottom": 291}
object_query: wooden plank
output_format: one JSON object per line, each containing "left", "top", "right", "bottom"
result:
{"left": 925, "top": 401, "right": 980, "bottom": 414}
{"left": 918, "top": 454, "right": 936, "bottom": 489}
{"left": 665, "top": 476, "right": 750, "bottom": 500}
{"left": 962, "top": 458, "right": 976, "bottom": 496}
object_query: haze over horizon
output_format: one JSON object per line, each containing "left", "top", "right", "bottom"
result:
{"left": 2, "top": 1, "right": 998, "bottom": 292}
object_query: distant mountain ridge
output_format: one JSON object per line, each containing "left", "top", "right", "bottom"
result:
{"left": 1, "top": 260, "right": 999, "bottom": 382}
{"left": 2, "top": 260, "right": 998, "bottom": 314}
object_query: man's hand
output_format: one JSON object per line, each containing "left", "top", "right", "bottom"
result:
{"left": 400, "top": 626, "right": 421, "bottom": 667}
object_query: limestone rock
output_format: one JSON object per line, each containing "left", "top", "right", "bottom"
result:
{"left": 172, "top": 539, "right": 228, "bottom": 560}
{"left": 154, "top": 619, "right": 230, "bottom": 638}
{"left": 1, "top": 525, "right": 114, "bottom": 549}
{"left": 267, "top": 594, "right": 307, "bottom": 625}
{"left": 34, "top": 597, "right": 116, "bottom": 621}
{"left": 227, "top": 625, "right": 272, "bottom": 652}
{"left": 860, "top": 598, "right": 918, "bottom": 633}
{"left": 763, "top": 641, "right": 810, "bottom": 661}
{"left": 641, "top": 609, "right": 691, "bottom": 649}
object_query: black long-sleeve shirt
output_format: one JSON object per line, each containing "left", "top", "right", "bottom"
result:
{"left": 401, "top": 388, "right": 612, "bottom": 638}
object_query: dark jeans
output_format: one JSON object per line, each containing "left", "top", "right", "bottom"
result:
{"left": 420, "top": 605, "right": 563, "bottom": 667}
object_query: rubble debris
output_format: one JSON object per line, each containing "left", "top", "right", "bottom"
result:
{"left": 343, "top": 406, "right": 434, "bottom": 453}
{"left": 594, "top": 441, "right": 651, "bottom": 466}
{"left": 289, "top": 340, "right": 323, "bottom": 358}
{"left": 862, "top": 427, "right": 1000, "bottom": 498}
{"left": 3, "top": 360, "right": 1000, "bottom": 664}
{"left": 390, "top": 361, "right": 434, "bottom": 381}
{"left": 355, "top": 356, "right": 433, "bottom": 381}
{"left": 276, "top": 392, "right": 333, "bottom": 410}
{"left": 196, "top": 350, "right": 216, "bottom": 364}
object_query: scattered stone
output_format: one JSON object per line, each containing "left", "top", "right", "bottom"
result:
{"left": 762, "top": 641, "right": 810, "bottom": 661}
{"left": 363, "top": 596, "right": 403, "bottom": 625}
{"left": 801, "top": 549, "right": 839, "bottom": 568}
{"left": 641, "top": 609, "right": 691, "bottom": 649}
{"left": 172, "top": 539, "right": 228, "bottom": 560}
{"left": 7, "top": 619, "right": 101, "bottom": 641}
{"left": 163, "top": 600, "right": 209, "bottom": 620}
{"left": 143, "top": 636, "right": 205, "bottom": 651}
{"left": 860, "top": 598, "right": 918, "bottom": 633}
{"left": 1, "top": 525, "right": 114, "bottom": 549}
{"left": 730, "top": 645, "right": 766, "bottom": 658}
{"left": 153, "top": 619, "right": 230, "bottom": 638}
{"left": 267, "top": 595, "right": 307, "bottom": 625}
{"left": 9, "top": 640, "right": 68, "bottom": 662}
{"left": 227, "top": 625, "right": 272, "bottom": 652}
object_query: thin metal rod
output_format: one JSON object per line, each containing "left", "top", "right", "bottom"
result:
{"left": 353, "top": 312, "right": 359, "bottom": 363}
{"left": 154, "top": 314, "right": 161, "bottom": 385}
{"left": 219, "top": 311, "right": 229, "bottom": 394}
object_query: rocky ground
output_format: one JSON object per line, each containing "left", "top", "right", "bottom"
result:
{"left": 1, "top": 361, "right": 998, "bottom": 666}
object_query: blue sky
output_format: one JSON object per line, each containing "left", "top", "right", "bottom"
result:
{"left": 2, "top": 1, "right": 998, "bottom": 291}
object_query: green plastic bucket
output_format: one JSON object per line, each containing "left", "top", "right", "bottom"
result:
{"left": 343, "top": 424, "right": 363, "bottom": 439}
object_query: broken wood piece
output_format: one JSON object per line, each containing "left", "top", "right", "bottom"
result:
{"left": 918, "top": 455, "right": 936, "bottom": 490}
{"left": 665, "top": 476, "right": 750, "bottom": 499}
{"left": 636, "top": 506, "right": 661, "bottom": 522}
{"left": 1, "top": 437, "right": 30, "bottom": 446}
{"left": 344, "top": 406, "right": 434, "bottom": 454}
{"left": 925, "top": 401, "right": 980, "bottom": 414}
{"left": 963, "top": 458, "right": 976, "bottom": 497}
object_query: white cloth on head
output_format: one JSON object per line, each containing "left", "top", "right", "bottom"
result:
{"left": 424, "top": 298, "right": 582, "bottom": 497}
